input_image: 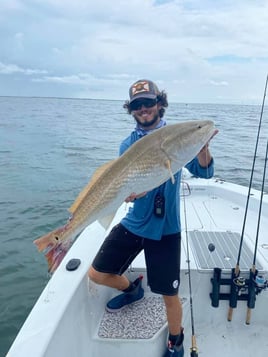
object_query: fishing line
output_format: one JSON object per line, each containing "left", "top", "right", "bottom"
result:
{"left": 182, "top": 179, "right": 198, "bottom": 357}
{"left": 245, "top": 139, "right": 268, "bottom": 324}
{"left": 235, "top": 74, "right": 268, "bottom": 274}
{"left": 228, "top": 74, "right": 268, "bottom": 321}
{"left": 252, "top": 139, "right": 268, "bottom": 269}
{"left": 180, "top": 137, "right": 215, "bottom": 354}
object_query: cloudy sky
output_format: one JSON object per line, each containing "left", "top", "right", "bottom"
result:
{"left": 1, "top": 0, "right": 268, "bottom": 103}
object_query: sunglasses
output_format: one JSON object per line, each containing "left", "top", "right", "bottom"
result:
{"left": 130, "top": 98, "right": 158, "bottom": 111}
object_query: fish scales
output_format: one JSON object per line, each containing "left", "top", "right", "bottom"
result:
{"left": 34, "top": 120, "right": 216, "bottom": 272}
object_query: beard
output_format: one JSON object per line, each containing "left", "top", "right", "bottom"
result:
{"left": 133, "top": 113, "right": 160, "bottom": 128}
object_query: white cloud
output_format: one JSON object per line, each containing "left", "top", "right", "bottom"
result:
{"left": 32, "top": 74, "right": 94, "bottom": 84}
{"left": 208, "top": 80, "right": 229, "bottom": 87}
{"left": 14, "top": 32, "right": 24, "bottom": 39}
{"left": 0, "top": 62, "right": 48, "bottom": 75}
{"left": 0, "top": 0, "right": 268, "bottom": 103}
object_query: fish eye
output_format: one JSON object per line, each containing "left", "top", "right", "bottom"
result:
{"left": 55, "top": 236, "right": 59, "bottom": 241}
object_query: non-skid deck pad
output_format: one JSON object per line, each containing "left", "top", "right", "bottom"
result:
{"left": 98, "top": 296, "right": 166, "bottom": 339}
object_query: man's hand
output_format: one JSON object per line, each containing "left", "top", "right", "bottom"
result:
{"left": 125, "top": 192, "right": 147, "bottom": 203}
{"left": 198, "top": 129, "right": 219, "bottom": 167}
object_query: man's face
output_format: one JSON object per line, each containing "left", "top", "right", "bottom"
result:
{"left": 130, "top": 98, "right": 161, "bottom": 128}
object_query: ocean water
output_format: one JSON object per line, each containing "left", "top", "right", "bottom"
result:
{"left": 0, "top": 97, "right": 268, "bottom": 356}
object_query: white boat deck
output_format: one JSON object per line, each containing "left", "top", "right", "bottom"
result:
{"left": 7, "top": 177, "right": 268, "bottom": 357}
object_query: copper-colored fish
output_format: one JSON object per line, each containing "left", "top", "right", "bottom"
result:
{"left": 34, "top": 120, "right": 216, "bottom": 272}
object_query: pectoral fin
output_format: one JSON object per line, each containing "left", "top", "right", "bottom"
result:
{"left": 164, "top": 159, "right": 175, "bottom": 184}
{"left": 98, "top": 213, "right": 116, "bottom": 230}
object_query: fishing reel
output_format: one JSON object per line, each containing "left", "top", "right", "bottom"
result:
{"left": 233, "top": 274, "right": 267, "bottom": 295}
{"left": 233, "top": 276, "right": 247, "bottom": 295}
{"left": 254, "top": 274, "right": 268, "bottom": 294}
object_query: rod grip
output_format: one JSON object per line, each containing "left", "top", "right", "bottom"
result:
{"left": 190, "top": 334, "right": 198, "bottom": 356}
{"left": 246, "top": 269, "right": 257, "bottom": 324}
{"left": 246, "top": 308, "right": 251, "bottom": 325}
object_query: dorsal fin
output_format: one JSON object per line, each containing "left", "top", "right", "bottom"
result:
{"left": 68, "top": 159, "right": 116, "bottom": 214}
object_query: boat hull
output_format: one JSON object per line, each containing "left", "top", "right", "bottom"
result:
{"left": 7, "top": 177, "right": 268, "bottom": 356}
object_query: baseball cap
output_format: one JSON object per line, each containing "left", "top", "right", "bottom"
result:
{"left": 129, "top": 79, "right": 160, "bottom": 103}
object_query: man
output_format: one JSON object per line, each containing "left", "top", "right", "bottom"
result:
{"left": 88, "top": 79, "right": 215, "bottom": 357}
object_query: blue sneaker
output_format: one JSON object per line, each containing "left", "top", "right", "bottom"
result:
{"left": 106, "top": 277, "right": 144, "bottom": 312}
{"left": 163, "top": 342, "right": 184, "bottom": 357}
{"left": 163, "top": 330, "right": 184, "bottom": 357}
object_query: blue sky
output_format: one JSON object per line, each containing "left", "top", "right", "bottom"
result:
{"left": 1, "top": 0, "right": 268, "bottom": 103}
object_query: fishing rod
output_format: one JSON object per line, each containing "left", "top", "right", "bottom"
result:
{"left": 228, "top": 74, "right": 268, "bottom": 322}
{"left": 246, "top": 139, "right": 268, "bottom": 325}
{"left": 182, "top": 180, "right": 198, "bottom": 357}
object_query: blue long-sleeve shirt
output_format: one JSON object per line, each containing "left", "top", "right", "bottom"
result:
{"left": 120, "top": 130, "right": 214, "bottom": 240}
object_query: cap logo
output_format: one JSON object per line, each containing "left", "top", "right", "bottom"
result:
{"left": 131, "top": 81, "right": 150, "bottom": 96}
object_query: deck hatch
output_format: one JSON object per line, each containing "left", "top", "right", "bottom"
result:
{"left": 189, "top": 230, "right": 263, "bottom": 271}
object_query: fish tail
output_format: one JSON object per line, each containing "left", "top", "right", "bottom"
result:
{"left": 34, "top": 232, "right": 55, "bottom": 252}
{"left": 34, "top": 225, "right": 71, "bottom": 273}
{"left": 33, "top": 225, "right": 67, "bottom": 252}
{"left": 45, "top": 241, "right": 71, "bottom": 273}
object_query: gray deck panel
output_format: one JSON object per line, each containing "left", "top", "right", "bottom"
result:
{"left": 189, "top": 230, "right": 263, "bottom": 271}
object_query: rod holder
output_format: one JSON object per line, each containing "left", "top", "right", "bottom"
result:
{"left": 210, "top": 267, "right": 222, "bottom": 307}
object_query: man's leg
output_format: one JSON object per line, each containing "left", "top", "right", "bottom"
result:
{"left": 88, "top": 223, "right": 143, "bottom": 291}
{"left": 162, "top": 294, "right": 184, "bottom": 357}
{"left": 143, "top": 232, "right": 183, "bottom": 357}
{"left": 163, "top": 294, "right": 182, "bottom": 335}
{"left": 88, "top": 224, "right": 144, "bottom": 311}
{"left": 89, "top": 266, "right": 144, "bottom": 311}
{"left": 88, "top": 267, "right": 130, "bottom": 290}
